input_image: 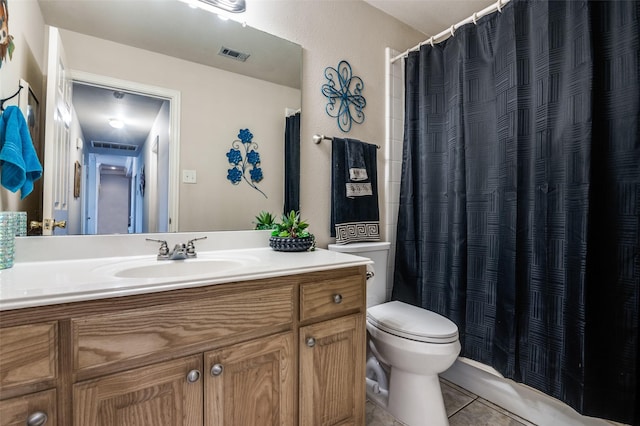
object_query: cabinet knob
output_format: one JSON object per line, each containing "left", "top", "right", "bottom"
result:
{"left": 306, "top": 337, "right": 316, "bottom": 348}
{"left": 27, "top": 412, "right": 48, "bottom": 426}
{"left": 333, "top": 293, "right": 343, "bottom": 304}
{"left": 210, "top": 363, "right": 224, "bottom": 376}
{"left": 186, "top": 369, "right": 201, "bottom": 383}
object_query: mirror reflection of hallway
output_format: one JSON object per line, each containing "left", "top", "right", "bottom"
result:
{"left": 72, "top": 79, "right": 172, "bottom": 235}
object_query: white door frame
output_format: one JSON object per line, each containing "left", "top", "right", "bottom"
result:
{"left": 70, "top": 70, "right": 181, "bottom": 232}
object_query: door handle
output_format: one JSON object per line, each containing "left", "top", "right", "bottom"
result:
{"left": 43, "top": 218, "right": 67, "bottom": 231}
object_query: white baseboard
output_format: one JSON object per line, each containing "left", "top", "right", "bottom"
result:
{"left": 440, "top": 358, "right": 625, "bottom": 426}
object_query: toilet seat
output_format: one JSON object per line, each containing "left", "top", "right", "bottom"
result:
{"left": 367, "top": 301, "right": 459, "bottom": 344}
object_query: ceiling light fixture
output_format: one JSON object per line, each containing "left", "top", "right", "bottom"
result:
{"left": 179, "top": 0, "right": 245, "bottom": 17}
{"left": 197, "top": 0, "right": 245, "bottom": 13}
{"left": 108, "top": 119, "right": 124, "bottom": 129}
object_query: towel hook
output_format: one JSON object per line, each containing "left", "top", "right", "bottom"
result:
{"left": 0, "top": 84, "right": 23, "bottom": 112}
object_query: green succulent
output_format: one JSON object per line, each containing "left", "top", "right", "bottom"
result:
{"left": 271, "top": 210, "right": 311, "bottom": 239}
{"left": 253, "top": 211, "right": 276, "bottom": 230}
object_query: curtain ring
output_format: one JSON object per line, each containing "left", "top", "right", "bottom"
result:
{"left": 450, "top": 25, "right": 455, "bottom": 37}
{"left": 429, "top": 37, "right": 435, "bottom": 47}
{"left": 472, "top": 12, "right": 478, "bottom": 25}
{"left": 496, "top": 0, "right": 503, "bottom": 13}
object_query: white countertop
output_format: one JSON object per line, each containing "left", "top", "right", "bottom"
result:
{"left": 0, "top": 242, "right": 370, "bottom": 311}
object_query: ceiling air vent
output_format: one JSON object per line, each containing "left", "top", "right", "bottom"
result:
{"left": 91, "top": 141, "right": 138, "bottom": 152}
{"left": 218, "top": 46, "right": 250, "bottom": 62}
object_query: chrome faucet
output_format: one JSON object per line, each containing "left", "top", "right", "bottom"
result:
{"left": 146, "top": 236, "right": 207, "bottom": 260}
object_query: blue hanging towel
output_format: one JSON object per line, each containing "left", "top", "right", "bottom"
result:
{"left": 0, "top": 106, "right": 43, "bottom": 199}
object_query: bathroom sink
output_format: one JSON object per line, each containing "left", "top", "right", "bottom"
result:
{"left": 113, "top": 258, "right": 246, "bottom": 279}
{"left": 94, "top": 252, "right": 259, "bottom": 280}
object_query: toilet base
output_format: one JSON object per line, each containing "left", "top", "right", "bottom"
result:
{"left": 387, "top": 369, "right": 448, "bottom": 426}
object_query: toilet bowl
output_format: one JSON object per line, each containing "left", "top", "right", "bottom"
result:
{"left": 367, "top": 301, "right": 460, "bottom": 426}
{"left": 328, "top": 242, "right": 461, "bottom": 426}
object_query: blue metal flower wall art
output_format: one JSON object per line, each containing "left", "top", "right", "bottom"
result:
{"left": 321, "top": 60, "right": 366, "bottom": 132}
{"left": 226, "top": 129, "right": 267, "bottom": 198}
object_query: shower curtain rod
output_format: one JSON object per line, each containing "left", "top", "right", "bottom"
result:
{"left": 390, "top": 0, "right": 511, "bottom": 64}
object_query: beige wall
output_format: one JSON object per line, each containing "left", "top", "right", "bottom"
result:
{"left": 0, "top": 0, "right": 46, "bottom": 225}
{"left": 238, "top": 0, "right": 424, "bottom": 246}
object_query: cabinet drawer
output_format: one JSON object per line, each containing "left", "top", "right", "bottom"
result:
{"left": 300, "top": 275, "right": 364, "bottom": 322}
{"left": 0, "top": 388, "right": 57, "bottom": 426}
{"left": 72, "top": 284, "right": 293, "bottom": 373}
{"left": 0, "top": 322, "right": 57, "bottom": 392}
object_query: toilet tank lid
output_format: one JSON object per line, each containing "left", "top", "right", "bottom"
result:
{"left": 328, "top": 242, "right": 391, "bottom": 253}
{"left": 367, "top": 301, "right": 459, "bottom": 344}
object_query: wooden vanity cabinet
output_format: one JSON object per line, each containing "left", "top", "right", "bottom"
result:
{"left": 71, "top": 334, "right": 296, "bottom": 426}
{"left": 73, "top": 354, "right": 203, "bottom": 425}
{"left": 298, "top": 269, "right": 366, "bottom": 426}
{"left": 204, "top": 332, "right": 295, "bottom": 425}
{"left": 0, "top": 266, "right": 366, "bottom": 426}
{"left": 0, "top": 322, "right": 58, "bottom": 425}
{"left": 299, "top": 315, "right": 365, "bottom": 426}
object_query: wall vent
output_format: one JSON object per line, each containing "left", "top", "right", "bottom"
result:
{"left": 218, "top": 46, "right": 250, "bottom": 62}
{"left": 91, "top": 141, "right": 138, "bottom": 151}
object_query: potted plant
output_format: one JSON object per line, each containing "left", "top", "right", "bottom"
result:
{"left": 253, "top": 211, "right": 276, "bottom": 230}
{"left": 269, "top": 210, "right": 315, "bottom": 252}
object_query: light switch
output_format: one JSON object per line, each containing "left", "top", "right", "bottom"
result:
{"left": 183, "top": 169, "right": 197, "bottom": 184}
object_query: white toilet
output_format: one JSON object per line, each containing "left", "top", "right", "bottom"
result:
{"left": 328, "top": 242, "right": 461, "bottom": 426}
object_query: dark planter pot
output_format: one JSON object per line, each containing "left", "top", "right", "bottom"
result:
{"left": 269, "top": 236, "right": 314, "bottom": 252}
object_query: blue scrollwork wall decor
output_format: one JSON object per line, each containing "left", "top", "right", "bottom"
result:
{"left": 321, "top": 60, "right": 366, "bottom": 132}
{"left": 226, "top": 128, "right": 267, "bottom": 198}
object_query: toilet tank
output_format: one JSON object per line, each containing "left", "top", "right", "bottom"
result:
{"left": 328, "top": 242, "right": 390, "bottom": 308}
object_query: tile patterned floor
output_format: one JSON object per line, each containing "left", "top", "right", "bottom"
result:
{"left": 366, "top": 378, "right": 536, "bottom": 426}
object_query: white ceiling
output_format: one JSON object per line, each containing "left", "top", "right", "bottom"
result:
{"left": 364, "top": 0, "right": 497, "bottom": 37}
{"left": 37, "top": 0, "right": 302, "bottom": 90}
{"left": 71, "top": 83, "right": 167, "bottom": 156}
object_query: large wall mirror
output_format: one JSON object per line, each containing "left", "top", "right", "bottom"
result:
{"left": 32, "top": 0, "right": 301, "bottom": 235}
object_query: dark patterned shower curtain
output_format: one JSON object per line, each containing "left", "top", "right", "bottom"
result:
{"left": 392, "top": 1, "right": 639, "bottom": 424}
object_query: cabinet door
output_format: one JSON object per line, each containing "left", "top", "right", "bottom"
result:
{"left": 73, "top": 355, "right": 202, "bottom": 426}
{"left": 299, "top": 314, "right": 365, "bottom": 426}
{"left": 0, "top": 389, "right": 56, "bottom": 426}
{"left": 0, "top": 322, "right": 57, "bottom": 393}
{"left": 205, "top": 332, "right": 294, "bottom": 426}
